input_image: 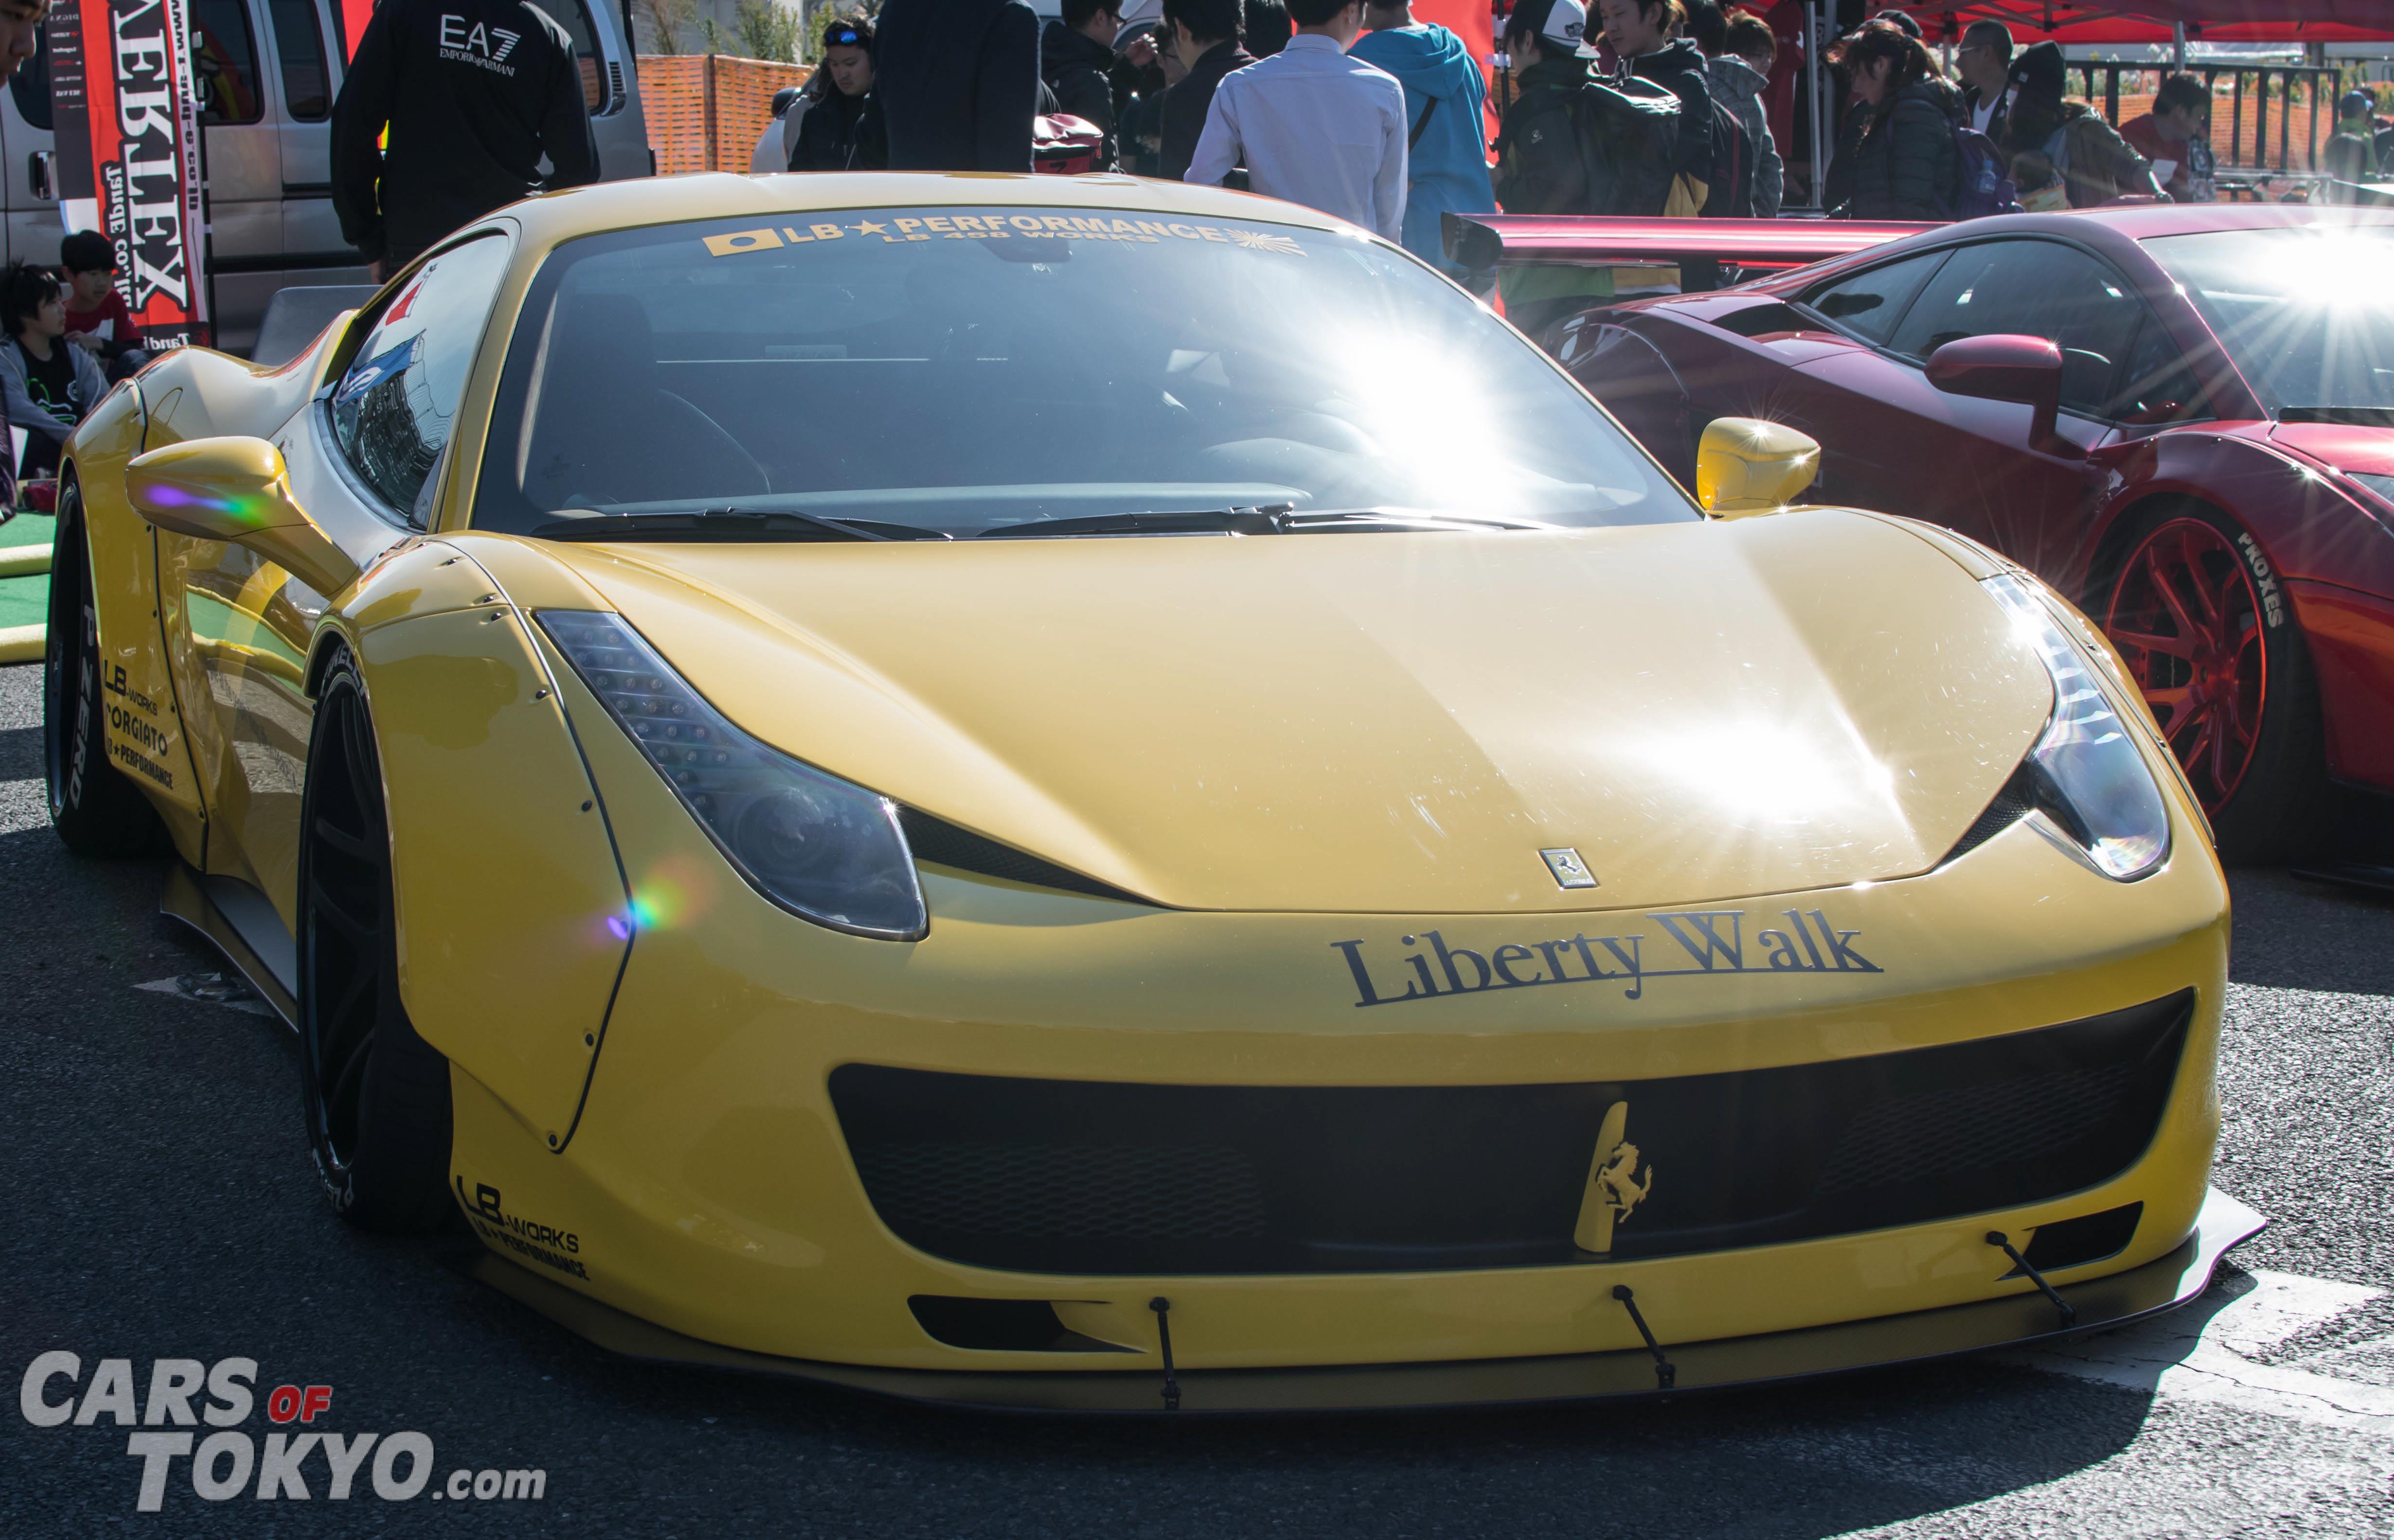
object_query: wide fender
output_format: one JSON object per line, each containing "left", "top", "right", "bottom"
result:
{"left": 348, "top": 541, "right": 634, "bottom": 1151}
{"left": 62, "top": 385, "right": 209, "bottom": 861}
{"left": 2089, "top": 429, "right": 2394, "bottom": 601}
{"left": 133, "top": 344, "right": 325, "bottom": 450}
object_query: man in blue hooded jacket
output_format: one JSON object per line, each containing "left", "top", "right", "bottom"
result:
{"left": 1349, "top": 0, "right": 1494, "bottom": 275}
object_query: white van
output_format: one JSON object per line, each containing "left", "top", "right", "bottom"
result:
{"left": 2, "top": 0, "right": 650, "bottom": 355}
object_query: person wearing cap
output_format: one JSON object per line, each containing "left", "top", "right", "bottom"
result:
{"left": 2325, "top": 89, "right": 2383, "bottom": 199}
{"left": 2118, "top": 72, "right": 2214, "bottom": 202}
{"left": 791, "top": 16, "right": 889, "bottom": 170}
{"left": 1350, "top": 0, "right": 1494, "bottom": 274}
{"left": 2000, "top": 39, "right": 2157, "bottom": 208}
{"left": 58, "top": 230, "right": 148, "bottom": 384}
{"left": 1185, "top": 0, "right": 1408, "bottom": 240}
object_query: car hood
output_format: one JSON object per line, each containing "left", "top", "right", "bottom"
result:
{"left": 2268, "top": 420, "right": 2394, "bottom": 477}
{"left": 536, "top": 509, "right": 2051, "bottom": 914}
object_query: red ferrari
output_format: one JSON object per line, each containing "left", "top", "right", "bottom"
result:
{"left": 1472, "top": 206, "right": 2394, "bottom": 869}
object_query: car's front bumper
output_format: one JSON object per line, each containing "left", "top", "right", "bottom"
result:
{"left": 469, "top": 1187, "right": 2262, "bottom": 1413}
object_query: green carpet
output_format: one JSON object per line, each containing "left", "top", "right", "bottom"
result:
{"left": 0, "top": 513, "right": 53, "bottom": 633}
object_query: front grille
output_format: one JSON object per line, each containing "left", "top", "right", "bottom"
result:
{"left": 831, "top": 991, "right": 2193, "bottom": 1276}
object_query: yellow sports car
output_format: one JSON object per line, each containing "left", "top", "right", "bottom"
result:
{"left": 45, "top": 173, "right": 2256, "bottom": 1411}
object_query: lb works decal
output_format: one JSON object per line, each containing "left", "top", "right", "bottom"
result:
{"left": 457, "top": 1179, "right": 587, "bottom": 1279}
{"left": 2235, "top": 531, "right": 2286, "bottom": 628}
{"left": 1332, "top": 908, "right": 1878, "bottom": 1007}
{"left": 17, "top": 1353, "right": 545, "bottom": 1510}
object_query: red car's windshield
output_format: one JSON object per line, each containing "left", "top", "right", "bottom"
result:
{"left": 2145, "top": 225, "right": 2394, "bottom": 422}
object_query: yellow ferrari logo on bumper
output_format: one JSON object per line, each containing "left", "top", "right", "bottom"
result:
{"left": 1574, "top": 1102, "right": 1653, "bottom": 1254}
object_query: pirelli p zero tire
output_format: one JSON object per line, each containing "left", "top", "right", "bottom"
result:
{"left": 2101, "top": 501, "right": 2325, "bottom": 865}
{"left": 298, "top": 644, "right": 455, "bottom": 1234}
{"left": 43, "top": 483, "right": 167, "bottom": 856}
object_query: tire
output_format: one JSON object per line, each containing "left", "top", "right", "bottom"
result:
{"left": 2100, "top": 502, "right": 2325, "bottom": 864}
{"left": 298, "top": 644, "right": 455, "bottom": 1233}
{"left": 43, "top": 483, "right": 168, "bottom": 856}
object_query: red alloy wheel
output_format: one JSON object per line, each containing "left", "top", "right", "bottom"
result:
{"left": 2104, "top": 517, "right": 2267, "bottom": 815}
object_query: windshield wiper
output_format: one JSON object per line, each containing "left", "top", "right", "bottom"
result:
{"left": 976, "top": 507, "right": 1294, "bottom": 538}
{"left": 2280, "top": 406, "right": 2394, "bottom": 428}
{"left": 533, "top": 508, "right": 948, "bottom": 542}
{"left": 1287, "top": 508, "right": 1563, "bottom": 533}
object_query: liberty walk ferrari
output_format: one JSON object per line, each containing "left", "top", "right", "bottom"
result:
{"left": 43, "top": 171, "right": 2255, "bottom": 1411}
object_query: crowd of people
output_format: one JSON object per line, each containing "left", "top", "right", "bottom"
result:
{"left": 0, "top": 233, "right": 148, "bottom": 507}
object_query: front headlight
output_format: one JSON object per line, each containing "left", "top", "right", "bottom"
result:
{"left": 538, "top": 610, "right": 929, "bottom": 940}
{"left": 1983, "top": 573, "right": 2172, "bottom": 881}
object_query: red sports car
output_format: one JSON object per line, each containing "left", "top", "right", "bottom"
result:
{"left": 1475, "top": 206, "right": 2394, "bottom": 868}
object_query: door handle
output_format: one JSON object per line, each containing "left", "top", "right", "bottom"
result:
{"left": 28, "top": 150, "right": 52, "bottom": 200}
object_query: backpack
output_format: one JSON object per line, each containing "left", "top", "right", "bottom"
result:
{"left": 1948, "top": 122, "right": 2021, "bottom": 218}
{"left": 1567, "top": 76, "right": 1681, "bottom": 217}
{"left": 1698, "top": 97, "right": 1754, "bottom": 218}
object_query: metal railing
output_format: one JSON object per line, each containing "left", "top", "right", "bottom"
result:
{"left": 2067, "top": 61, "right": 2339, "bottom": 175}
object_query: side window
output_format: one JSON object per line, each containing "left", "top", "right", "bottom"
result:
{"left": 8, "top": 23, "right": 50, "bottom": 130}
{"left": 266, "top": 0, "right": 331, "bottom": 120}
{"left": 1886, "top": 241, "right": 2148, "bottom": 417}
{"left": 331, "top": 236, "right": 513, "bottom": 521}
{"left": 191, "top": 0, "right": 266, "bottom": 125}
{"left": 1799, "top": 251, "right": 1946, "bottom": 348}
{"left": 2108, "top": 313, "right": 2212, "bottom": 426}
{"left": 537, "top": 0, "right": 609, "bottom": 113}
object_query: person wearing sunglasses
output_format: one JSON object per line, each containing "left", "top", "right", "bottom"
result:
{"left": 791, "top": 17, "right": 890, "bottom": 170}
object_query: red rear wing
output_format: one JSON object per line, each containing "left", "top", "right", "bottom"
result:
{"left": 1441, "top": 214, "right": 1939, "bottom": 276}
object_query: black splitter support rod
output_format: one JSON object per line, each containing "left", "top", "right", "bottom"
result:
{"left": 1612, "top": 1285, "right": 1676, "bottom": 1390}
{"left": 1986, "top": 1231, "right": 2078, "bottom": 1328}
{"left": 1150, "top": 1297, "right": 1181, "bottom": 1411}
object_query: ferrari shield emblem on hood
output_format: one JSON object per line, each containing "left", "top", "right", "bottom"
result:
{"left": 1541, "top": 847, "right": 1599, "bottom": 889}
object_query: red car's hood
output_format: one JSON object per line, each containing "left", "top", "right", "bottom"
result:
{"left": 2267, "top": 421, "right": 2394, "bottom": 477}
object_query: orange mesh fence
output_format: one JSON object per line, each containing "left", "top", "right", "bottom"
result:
{"left": 640, "top": 54, "right": 812, "bottom": 173}
{"left": 2090, "top": 81, "right": 2332, "bottom": 173}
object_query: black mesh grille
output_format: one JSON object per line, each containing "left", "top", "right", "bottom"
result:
{"left": 853, "top": 1142, "right": 1268, "bottom": 1239}
{"left": 897, "top": 808, "right": 1150, "bottom": 904}
{"left": 1815, "top": 1063, "right": 2137, "bottom": 1193}
{"left": 832, "top": 991, "right": 2195, "bottom": 1276}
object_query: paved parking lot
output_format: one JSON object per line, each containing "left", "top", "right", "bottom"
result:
{"left": 2, "top": 658, "right": 2389, "bottom": 1537}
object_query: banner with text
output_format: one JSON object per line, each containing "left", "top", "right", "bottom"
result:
{"left": 49, "top": 0, "right": 211, "bottom": 348}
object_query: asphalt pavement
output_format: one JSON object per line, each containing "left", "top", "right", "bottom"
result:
{"left": 2, "top": 657, "right": 2390, "bottom": 1538}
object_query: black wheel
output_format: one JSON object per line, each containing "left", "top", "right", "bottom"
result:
{"left": 43, "top": 483, "right": 168, "bottom": 855}
{"left": 2099, "top": 502, "right": 2326, "bottom": 864}
{"left": 299, "top": 645, "right": 454, "bottom": 1233}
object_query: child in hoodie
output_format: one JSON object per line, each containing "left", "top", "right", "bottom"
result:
{"left": 1350, "top": 0, "right": 1495, "bottom": 275}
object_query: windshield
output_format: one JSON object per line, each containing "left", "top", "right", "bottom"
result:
{"left": 2144, "top": 224, "right": 2394, "bottom": 417}
{"left": 471, "top": 207, "right": 1692, "bottom": 537}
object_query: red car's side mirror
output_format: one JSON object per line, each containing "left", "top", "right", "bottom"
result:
{"left": 1927, "top": 334, "right": 2064, "bottom": 451}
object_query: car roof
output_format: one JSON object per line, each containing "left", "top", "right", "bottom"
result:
{"left": 491, "top": 170, "right": 1360, "bottom": 252}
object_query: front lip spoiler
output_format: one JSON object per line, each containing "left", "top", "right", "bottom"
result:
{"left": 471, "top": 1187, "right": 2265, "bottom": 1415}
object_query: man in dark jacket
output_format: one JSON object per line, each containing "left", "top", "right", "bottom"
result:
{"left": 1161, "top": 0, "right": 1253, "bottom": 180}
{"left": 331, "top": 0, "right": 597, "bottom": 273}
{"left": 1041, "top": 0, "right": 1155, "bottom": 168}
{"left": 1598, "top": 0, "right": 1712, "bottom": 209}
{"left": 875, "top": 0, "right": 1041, "bottom": 171}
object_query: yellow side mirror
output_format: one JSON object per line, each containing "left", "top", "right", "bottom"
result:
{"left": 1696, "top": 417, "right": 1821, "bottom": 517}
{"left": 125, "top": 435, "right": 359, "bottom": 598}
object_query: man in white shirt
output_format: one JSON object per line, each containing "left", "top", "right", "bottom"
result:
{"left": 1954, "top": 18, "right": 2013, "bottom": 139}
{"left": 1183, "top": 0, "right": 1408, "bottom": 241}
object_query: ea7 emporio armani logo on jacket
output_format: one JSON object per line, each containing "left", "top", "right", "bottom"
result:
{"left": 438, "top": 14, "right": 524, "bottom": 74}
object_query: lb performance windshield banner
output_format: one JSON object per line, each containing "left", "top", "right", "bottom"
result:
{"left": 48, "top": 0, "right": 211, "bottom": 347}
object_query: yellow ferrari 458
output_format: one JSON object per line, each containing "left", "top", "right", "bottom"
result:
{"left": 42, "top": 171, "right": 2252, "bottom": 1411}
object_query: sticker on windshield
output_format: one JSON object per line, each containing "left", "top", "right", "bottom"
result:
{"left": 703, "top": 214, "right": 1304, "bottom": 257}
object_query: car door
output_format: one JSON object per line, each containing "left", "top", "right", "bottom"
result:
{"left": 192, "top": 0, "right": 284, "bottom": 273}
{"left": 155, "top": 233, "right": 514, "bottom": 930}
{"left": 1778, "top": 238, "right": 2162, "bottom": 582}
{"left": 261, "top": 0, "right": 346, "bottom": 260}
{"left": 0, "top": 22, "right": 59, "bottom": 265}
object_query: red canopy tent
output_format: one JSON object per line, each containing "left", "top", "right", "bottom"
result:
{"left": 1893, "top": 0, "right": 2394, "bottom": 44}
